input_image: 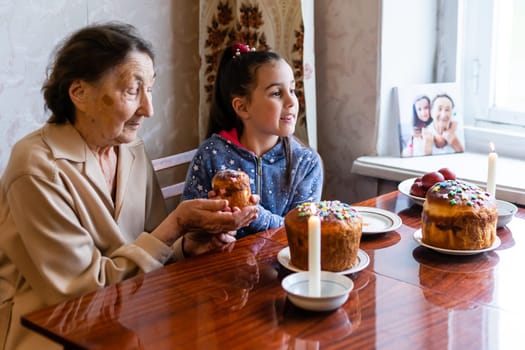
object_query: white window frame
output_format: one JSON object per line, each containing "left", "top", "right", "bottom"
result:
{"left": 459, "top": 0, "right": 525, "bottom": 158}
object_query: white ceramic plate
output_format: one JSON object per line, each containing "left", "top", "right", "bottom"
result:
{"left": 352, "top": 206, "right": 403, "bottom": 235}
{"left": 398, "top": 178, "right": 425, "bottom": 206}
{"left": 277, "top": 247, "right": 370, "bottom": 275}
{"left": 413, "top": 229, "right": 501, "bottom": 255}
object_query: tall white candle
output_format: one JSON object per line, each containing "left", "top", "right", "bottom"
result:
{"left": 487, "top": 142, "right": 498, "bottom": 197}
{"left": 308, "top": 204, "right": 321, "bottom": 297}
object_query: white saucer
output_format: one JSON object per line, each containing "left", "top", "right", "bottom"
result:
{"left": 398, "top": 178, "right": 425, "bottom": 206}
{"left": 352, "top": 206, "right": 403, "bottom": 235}
{"left": 277, "top": 247, "right": 370, "bottom": 275}
{"left": 281, "top": 271, "right": 354, "bottom": 311}
{"left": 413, "top": 229, "right": 501, "bottom": 255}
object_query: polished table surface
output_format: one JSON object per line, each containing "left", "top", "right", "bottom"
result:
{"left": 22, "top": 191, "right": 525, "bottom": 349}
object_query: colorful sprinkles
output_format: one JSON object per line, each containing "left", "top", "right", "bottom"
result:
{"left": 295, "top": 200, "right": 360, "bottom": 220}
{"left": 429, "top": 180, "right": 492, "bottom": 207}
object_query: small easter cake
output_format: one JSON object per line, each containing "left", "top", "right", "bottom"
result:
{"left": 284, "top": 201, "right": 363, "bottom": 272}
{"left": 422, "top": 180, "right": 497, "bottom": 250}
{"left": 212, "top": 169, "right": 251, "bottom": 208}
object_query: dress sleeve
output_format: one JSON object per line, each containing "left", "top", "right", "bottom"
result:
{"left": 5, "top": 172, "right": 172, "bottom": 305}
{"left": 286, "top": 150, "right": 324, "bottom": 209}
{"left": 239, "top": 204, "right": 285, "bottom": 236}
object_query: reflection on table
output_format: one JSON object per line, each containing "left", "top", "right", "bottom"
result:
{"left": 22, "top": 191, "right": 525, "bottom": 349}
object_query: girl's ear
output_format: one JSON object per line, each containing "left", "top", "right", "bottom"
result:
{"left": 232, "top": 96, "right": 249, "bottom": 120}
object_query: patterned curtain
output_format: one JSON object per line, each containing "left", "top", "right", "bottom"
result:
{"left": 198, "top": 0, "right": 317, "bottom": 149}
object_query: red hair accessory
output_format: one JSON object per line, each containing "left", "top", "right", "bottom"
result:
{"left": 232, "top": 43, "right": 256, "bottom": 58}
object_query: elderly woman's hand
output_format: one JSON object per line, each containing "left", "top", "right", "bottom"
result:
{"left": 182, "top": 230, "right": 237, "bottom": 257}
{"left": 151, "top": 198, "right": 258, "bottom": 246}
{"left": 177, "top": 198, "right": 258, "bottom": 233}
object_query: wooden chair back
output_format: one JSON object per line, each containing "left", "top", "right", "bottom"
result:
{"left": 152, "top": 149, "right": 197, "bottom": 199}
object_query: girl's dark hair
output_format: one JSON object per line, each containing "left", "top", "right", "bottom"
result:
{"left": 42, "top": 22, "right": 155, "bottom": 124}
{"left": 207, "top": 44, "right": 294, "bottom": 185}
{"left": 207, "top": 45, "right": 282, "bottom": 137}
{"left": 412, "top": 95, "right": 432, "bottom": 129}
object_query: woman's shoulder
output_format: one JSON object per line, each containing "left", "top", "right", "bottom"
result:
{"left": 9, "top": 127, "right": 48, "bottom": 163}
{"left": 2, "top": 127, "right": 55, "bottom": 185}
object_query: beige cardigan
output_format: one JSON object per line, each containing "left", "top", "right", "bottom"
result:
{"left": 0, "top": 122, "right": 181, "bottom": 349}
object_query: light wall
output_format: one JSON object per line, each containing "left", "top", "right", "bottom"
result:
{"left": 377, "top": 0, "right": 437, "bottom": 158}
{"left": 0, "top": 0, "right": 200, "bottom": 175}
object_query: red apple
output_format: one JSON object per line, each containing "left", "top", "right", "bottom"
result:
{"left": 421, "top": 171, "right": 445, "bottom": 189}
{"left": 410, "top": 181, "right": 427, "bottom": 197}
{"left": 438, "top": 167, "right": 456, "bottom": 180}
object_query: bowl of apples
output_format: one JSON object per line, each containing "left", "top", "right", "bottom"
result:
{"left": 398, "top": 168, "right": 456, "bottom": 206}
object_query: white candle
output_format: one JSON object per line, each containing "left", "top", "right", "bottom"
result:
{"left": 308, "top": 204, "right": 321, "bottom": 297}
{"left": 487, "top": 142, "right": 498, "bottom": 197}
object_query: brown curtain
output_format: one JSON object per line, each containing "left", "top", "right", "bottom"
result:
{"left": 198, "top": 0, "right": 317, "bottom": 148}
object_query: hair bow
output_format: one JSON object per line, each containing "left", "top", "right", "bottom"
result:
{"left": 232, "top": 43, "right": 256, "bottom": 57}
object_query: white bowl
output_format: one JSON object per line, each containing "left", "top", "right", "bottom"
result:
{"left": 281, "top": 271, "right": 354, "bottom": 311}
{"left": 496, "top": 200, "right": 518, "bottom": 228}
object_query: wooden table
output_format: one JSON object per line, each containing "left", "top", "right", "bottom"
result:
{"left": 22, "top": 191, "right": 525, "bottom": 349}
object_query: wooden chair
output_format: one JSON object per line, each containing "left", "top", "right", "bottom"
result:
{"left": 152, "top": 148, "right": 197, "bottom": 200}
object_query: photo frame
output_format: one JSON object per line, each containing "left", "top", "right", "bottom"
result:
{"left": 396, "top": 83, "right": 465, "bottom": 158}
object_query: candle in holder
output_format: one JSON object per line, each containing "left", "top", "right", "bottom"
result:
{"left": 487, "top": 142, "right": 498, "bottom": 197}
{"left": 308, "top": 203, "right": 321, "bottom": 297}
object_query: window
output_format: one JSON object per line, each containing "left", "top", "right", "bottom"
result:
{"left": 461, "top": 0, "right": 525, "bottom": 130}
{"left": 459, "top": 0, "right": 525, "bottom": 158}
{"left": 489, "top": 1, "right": 525, "bottom": 121}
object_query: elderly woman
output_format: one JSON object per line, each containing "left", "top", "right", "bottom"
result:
{"left": 424, "top": 93, "right": 464, "bottom": 155}
{"left": 0, "top": 22, "right": 258, "bottom": 349}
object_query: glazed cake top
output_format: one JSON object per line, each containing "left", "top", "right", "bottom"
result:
{"left": 427, "top": 180, "right": 495, "bottom": 209}
{"left": 293, "top": 200, "right": 361, "bottom": 221}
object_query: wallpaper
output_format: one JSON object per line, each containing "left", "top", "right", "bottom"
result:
{"left": 315, "top": 0, "right": 380, "bottom": 202}
{"left": 198, "top": 0, "right": 313, "bottom": 146}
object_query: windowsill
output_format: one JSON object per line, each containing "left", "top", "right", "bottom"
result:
{"left": 463, "top": 125, "right": 525, "bottom": 158}
{"left": 351, "top": 152, "right": 525, "bottom": 206}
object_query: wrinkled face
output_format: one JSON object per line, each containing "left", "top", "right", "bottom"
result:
{"left": 80, "top": 51, "right": 155, "bottom": 145}
{"left": 242, "top": 58, "right": 298, "bottom": 138}
{"left": 432, "top": 96, "right": 453, "bottom": 127}
{"left": 415, "top": 98, "right": 430, "bottom": 122}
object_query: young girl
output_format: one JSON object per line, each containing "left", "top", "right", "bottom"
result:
{"left": 183, "top": 43, "right": 323, "bottom": 238}
{"left": 402, "top": 95, "right": 433, "bottom": 156}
